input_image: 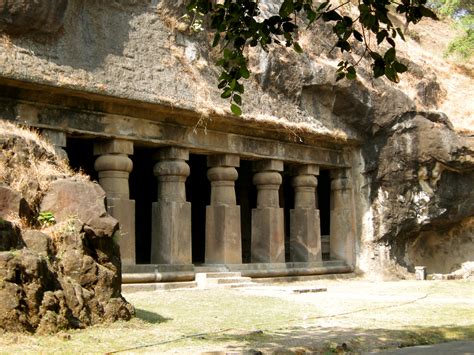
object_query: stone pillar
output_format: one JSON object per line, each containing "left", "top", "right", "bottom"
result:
{"left": 330, "top": 169, "right": 356, "bottom": 266}
{"left": 290, "top": 164, "right": 322, "bottom": 262}
{"left": 94, "top": 139, "right": 135, "bottom": 265}
{"left": 205, "top": 154, "right": 242, "bottom": 264}
{"left": 151, "top": 147, "right": 191, "bottom": 265}
{"left": 251, "top": 160, "right": 285, "bottom": 263}
{"left": 41, "top": 129, "right": 68, "bottom": 161}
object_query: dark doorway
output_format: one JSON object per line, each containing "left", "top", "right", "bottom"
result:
{"left": 186, "top": 154, "right": 209, "bottom": 264}
{"left": 281, "top": 166, "right": 294, "bottom": 262}
{"left": 235, "top": 160, "right": 256, "bottom": 263}
{"left": 318, "top": 169, "right": 331, "bottom": 260}
{"left": 129, "top": 147, "right": 156, "bottom": 264}
{"left": 65, "top": 138, "right": 97, "bottom": 180}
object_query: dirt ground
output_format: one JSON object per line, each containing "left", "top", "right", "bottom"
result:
{"left": 0, "top": 278, "right": 473, "bottom": 354}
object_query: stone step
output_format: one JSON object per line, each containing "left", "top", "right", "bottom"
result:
{"left": 122, "top": 281, "right": 197, "bottom": 293}
{"left": 205, "top": 272, "right": 242, "bottom": 279}
{"left": 207, "top": 277, "right": 252, "bottom": 285}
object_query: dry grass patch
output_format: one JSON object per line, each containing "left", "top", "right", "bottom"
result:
{"left": 0, "top": 280, "right": 473, "bottom": 353}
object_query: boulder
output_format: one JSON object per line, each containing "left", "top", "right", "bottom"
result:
{"left": 40, "top": 178, "right": 119, "bottom": 238}
{"left": 0, "top": 0, "right": 69, "bottom": 35}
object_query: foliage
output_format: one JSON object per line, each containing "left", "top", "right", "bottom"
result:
{"left": 37, "top": 211, "right": 56, "bottom": 227}
{"left": 186, "top": 0, "right": 437, "bottom": 115}
{"left": 429, "top": 0, "right": 473, "bottom": 60}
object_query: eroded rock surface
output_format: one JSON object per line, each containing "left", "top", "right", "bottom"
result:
{"left": 0, "top": 122, "right": 134, "bottom": 334}
{"left": 0, "top": 0, "right": 69, "bottom": 34}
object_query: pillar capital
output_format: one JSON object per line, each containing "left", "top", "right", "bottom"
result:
{"left": 290, "top": 164, "right": 319, "bottom": 176}
{"left": 253, "top": 159, "right": 284, "bottom": 172}
{"left": 154, "top": 146, "right": 189, "bottom": 161}
{"left": 331, "top": 169, "right": 353, "bottom": 191}
{"left": 207, "top": 154, "right": 240, "bottom": 168}
{"left": 93, "top": 139, "right": 134, "bottom": 155}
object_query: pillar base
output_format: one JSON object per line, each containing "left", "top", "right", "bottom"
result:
{"left": 251, "top": 207, "right": 285, "bottom": 263}
{"left": 107, "top": 198, "right": 136, "bottom": 265}
{"left": 290, "top": 208, "right": 322, "bottom": 262}
{"left": 205, "top": 205, "right": 242, "bottom": 264}
{"left": 151, "top": 200, "right": 191, "bottom": 264}
{"left": 330, "top": 207, "right": 355, "bottom": 264}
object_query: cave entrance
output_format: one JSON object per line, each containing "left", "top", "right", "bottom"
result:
{"left": 318, "top": 169, "right": 331, "bottom": 260}
{"left": 186, "top": 154, "right": 209, "bottom": 264}
{"left": 235, "top": 160, "right": 256, "bottom": 263}
{"left": 64, "top": 137, "right": 97, "bottom": 180}
{"left": 129, "top": 146, "right": 155, "bottom": 264}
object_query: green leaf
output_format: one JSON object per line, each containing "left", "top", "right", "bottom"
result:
{"left": 212, "top": 32, "right": 221, "bottom": 47}
{"left": 336, "top": 72, "right": 345, "bottom": 81}
{"left": 231, "top": 104, "right": 242, "bottom": 116}
{"left": 240, "top": 66, "right": 250, "bottom": 79}
{"left": 353, "top": 30, "right": 363, "bottom": 42}
{"left": 233, "top": 94, "right": 242, "bottom": 105}
{"left": 377, "top": 30, "right": 387, "bottom": 44}
{"left": 279, "top": 0, "right": 294, "bottom": 18}
{"left": 221, "top": 89, "right": 232, "bottom": 99}
{"left": 346, "top": 66, "right": 357, "bottom": 80}
{"left": 393, "top": 61, "right": 408, "bottom": 73}
{"left": 420, "top": 6, "right": 438, "bottom": 20}
{"left": 293, "top": 42, "right": 304, "bottom": 53}
{"left": 396, "top": 27, "right": 406, "bottom": 41}
{"left": 384, "top": 47, "right": 396, "bottom": 62}
{"left": 322, "top": 10, "right": 342, "bottom": 22}
{"left": 317, "top": 1, "right": 330, "bottom": 11}
{"left": 384, "top": 65, "right": 399, "bottom": 83}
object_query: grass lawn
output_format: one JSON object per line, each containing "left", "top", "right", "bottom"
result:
{"left": 0, "top": 279, "right": 473, "bottom": 353}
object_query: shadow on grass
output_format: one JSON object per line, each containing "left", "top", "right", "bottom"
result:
{"left": 207, "top": 325, "right": 474, "bottom": 353}
{"left": 135, "top": 308, "right": 172, "bottom": 324}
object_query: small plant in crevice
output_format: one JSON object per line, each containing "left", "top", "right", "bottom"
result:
{"left": 37, "top": 211, "right": 56, "bottom": 227}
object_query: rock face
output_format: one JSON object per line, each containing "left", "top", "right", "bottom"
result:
{"left": 361, "top": 112, "right": 474, "bottom": 274}
{"left": 0, "top": 0, "right": 69, "bottom": 34}
{"left": 0, "top": 1, "right": 471, "bottom": 279}
{"left": 0, "top": 122, "right": 134, "bottom": 334}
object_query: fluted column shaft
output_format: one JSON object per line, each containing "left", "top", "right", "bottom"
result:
{"left": 151, "top": 147, "right": 191, "bottom": 265}
{"left": 94, "top": 139, "right": 135, "bottom": 265}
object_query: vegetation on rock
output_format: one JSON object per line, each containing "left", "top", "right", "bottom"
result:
{"left": 186, "top": 0, "right": 437, "bottom": 114}
{"left": 0, "top": 122, "right": 134, "bottom": 334}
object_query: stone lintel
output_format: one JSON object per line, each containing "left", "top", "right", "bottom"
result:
{"left": 254, "top": 159, "right": 284, "bottom": 172}
{"left": 94, "top": 139, "right": 134, "bottom": 156}
{"left": 42, "top": 129, "right": 67, "bottom": 147}
{"left": 290, "top": 164, "right": 319, "bottom": 176}
{"left": 2, "top": 99, "right": 350, "bottom": 167}
{"left": 207, "top": 154, "right": 240, "bottom": 168}
{"left": 154, "top": 146, "right": 189, "bottom": 161}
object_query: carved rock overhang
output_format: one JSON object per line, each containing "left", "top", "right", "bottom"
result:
{"left": 0, "top": 78, "right": 359, "bottom": 168}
